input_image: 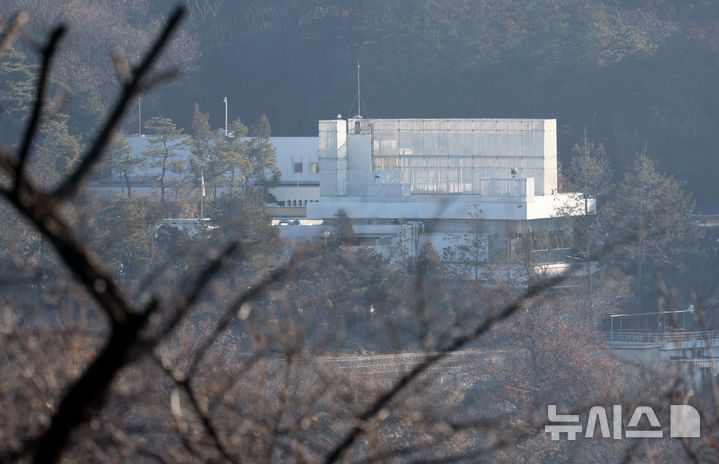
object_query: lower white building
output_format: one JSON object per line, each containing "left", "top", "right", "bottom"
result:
{"left": 90, "top": 134, "right": 321, "bottom": 212}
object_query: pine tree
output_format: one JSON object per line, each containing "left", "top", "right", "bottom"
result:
{"left": 251, "top": 113, "right": 271, "bottom": 140}
{"left": 611, "top": 152, "right": 698, "bottom": 310}
{"left": 142, "top": 117, "right": 186, "bottom": 203}
{"left": 108, "top": 135, "right": 141, "bottom": 197}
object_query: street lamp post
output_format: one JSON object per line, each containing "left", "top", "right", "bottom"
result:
{"left": 223, "top": 97, "right": 228, "bottom": 137}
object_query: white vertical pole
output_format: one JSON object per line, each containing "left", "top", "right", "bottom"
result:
{"left": 138, "top": 51, "right": 142, "bottom": 136}
{"left": 224, "top": 97, "right": 228, "bottom": 136}
{"left": 200, "top": 171, "right": 205, "bottom": 218}
{"left": 357, "top": 61, "right": 361, "bottom": 117}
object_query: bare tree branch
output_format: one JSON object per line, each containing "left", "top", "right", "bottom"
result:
{"left": 324, "top": 238, "right": 634, "bottom": 464}
{"left": 153, "top": 353, "right": 235, "bottom": 463}
{"left": 324, "top": 272, "right": 568, "bottom": 463}
{"left": 187, "top": 262, "right": 292, "bottom": 379}
{"left": 0, "top": 8, "right": 190, "bottom": 463}
{"left": 0, "top": 11, "right": 28, "bottom": 59}
{"left": 142, "top": 242, "right": 239, "bottom": 343}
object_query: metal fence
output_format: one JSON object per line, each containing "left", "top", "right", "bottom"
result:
{"left": 602, "top": 330, "right": 719, "bottom": 345}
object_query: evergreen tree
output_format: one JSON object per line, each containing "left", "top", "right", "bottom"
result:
{"left": 89, "top": 195, "right": 161, "bottom": 284}
{"left": 191, "top": 102, "right": 211, "bottom": 138}
{"left": 207, "top": 187, "right": 277, "bottom": 247}
{"left": 251, "top": 113, "right": 271, "bottom": 140}
{"left": 217, "top": 118, "right": 251, "bottom": 192}
{"left": 188, "top": 103, "right": 226, "bottom": 199}
{"left": 33, "top": 114, "right": 83, "bottom": 186}
{"left": 246, "top": 137, "right": 279, "bottom": 185}
{"left": 142, "top": 117, "right": 186, "bottom": 203}
{"left": 330, "top": 208, "right": 358, "bottom": 245}
{"left": 610, "top": 152, "right": 698, "bottom": 310}
{"left": 108, "top": 135, "right": 141, "bottom": 197}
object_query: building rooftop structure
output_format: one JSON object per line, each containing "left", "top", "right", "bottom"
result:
{"left": 307, "top": 117, "right": 589, "bottom": 222}
{"left": 286, "top": 116, "right": 596, "bottom": 282}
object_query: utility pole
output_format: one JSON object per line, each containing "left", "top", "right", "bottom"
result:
{"left": 223, "top": 96, "right": 228, "bottom": 136}
{"left": 138, "top": 51, "right": 142, "bottom": 136}
{"left": 200, "top": 171, "right": 206, "bottom": 218}
{"left": 357, "top": 61, "right": 361, "bottom": 117}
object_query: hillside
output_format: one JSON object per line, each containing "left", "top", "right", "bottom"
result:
{"left": 2, "top": 0, "right": 719, "bottom": 201}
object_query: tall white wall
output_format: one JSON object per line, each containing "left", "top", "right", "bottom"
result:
{"left": 319, "top": 120, "right": 347, "bottom": 197}
{"left": 368, "top": 119, "right": 558, "bottom": 196}
{"left": 347, "top": 134, "right": 371, "bottom": 171}
{"left": 542, "top": 119, "right": 558, "bottom": 195}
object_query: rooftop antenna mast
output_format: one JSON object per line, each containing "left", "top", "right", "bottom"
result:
{"left": 224, "top": 97, "right": 228, "bottom": 136}
{"left": 223, "top": 96, "right": 233, "bottom": 137}
{"left": 357, "top": 60, "right": 361, "bottom": 118}
{"left": 138, "top": 51, "right": 142, "bottom": 136}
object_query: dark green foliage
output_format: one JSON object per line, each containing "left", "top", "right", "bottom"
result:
{"left": 329, "top": 208, "right": 357, "bottom": 245}
{"left": 207, "top": 188, "right": 277, "bottom": 246}
{"left": 609, "top": 152, "right": 699, "bottom": 310}
{"left": 106, "top": 135, "right": 141, "bottom": 194}
{"left": 32, "top": 114, "right": 83, "bottom": 186}
{"left": 87, "top": 195, "right": 163, "bottom": 283}
{"left": 63, "top": 83, "right": 103, "bottom": 145}
{"left": 191, "top": 102, "right": 211, "bottom": 138}
{"left": 188, "top": 104, "right": 275, "bottom": 195}
{"left": 250, "top": 113, "right": 271, "bottom": 140}
{"left": 142, "top": 117, "right": 186, "bottom": 203}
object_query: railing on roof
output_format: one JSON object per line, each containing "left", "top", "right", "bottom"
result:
{"left": 602, "top": 330, "right": 719, "bottom": 345}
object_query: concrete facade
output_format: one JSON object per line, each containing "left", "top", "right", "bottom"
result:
{"left": 290, "top": 117, "right": 595, "bottom": 279}
{"left": 90, "top": 135, "right": 321, "bottom": 208}
{"left": 306, "top": 117, "right": 590, "bottom": 224}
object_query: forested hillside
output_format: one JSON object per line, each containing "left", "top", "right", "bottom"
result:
{"left": 3, "top": 5, "right": 719, "bottom": 462}
{"left": 2, "top": 0, "right": 719, "bottom": 201}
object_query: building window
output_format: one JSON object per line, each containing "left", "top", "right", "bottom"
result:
{"left": 294, "top": 162, "right": 303, "bottom": 173}
{"left": 311, "top": 162, "right": 319, "bottom": 173}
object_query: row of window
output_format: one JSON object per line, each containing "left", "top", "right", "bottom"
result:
{"left": 293, "top": 162, "right": 320, "bottom": 174}
{"left": 371, "top": 131, "right": 546, "bottom": 158}
{"left": 372, "top": 155, "right": 537, "bottom": 170}
{"left": 277, "top": 199, "right": 318, "bottom": 207}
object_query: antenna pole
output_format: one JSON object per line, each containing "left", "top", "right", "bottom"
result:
{"left": 138, "top": 51, "right": 142, "bottom": 136}
{"left": 357, "top": 60, "right": 361, "bottom": 117}
{"left": 224, "top": 97, "right": 228, "bottom": 136}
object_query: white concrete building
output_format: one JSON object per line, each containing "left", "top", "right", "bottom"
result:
{"left": 266, "top": 137, "right": 319, "bottom": 207}
{"left": 89, "top": 117, "right": 593, "bottom": 280}
{"left": 90, "top": 134, "right": 320, "bottom": 209}
{"left": 283, "top": 117, "right": 595, "bottom": 280}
